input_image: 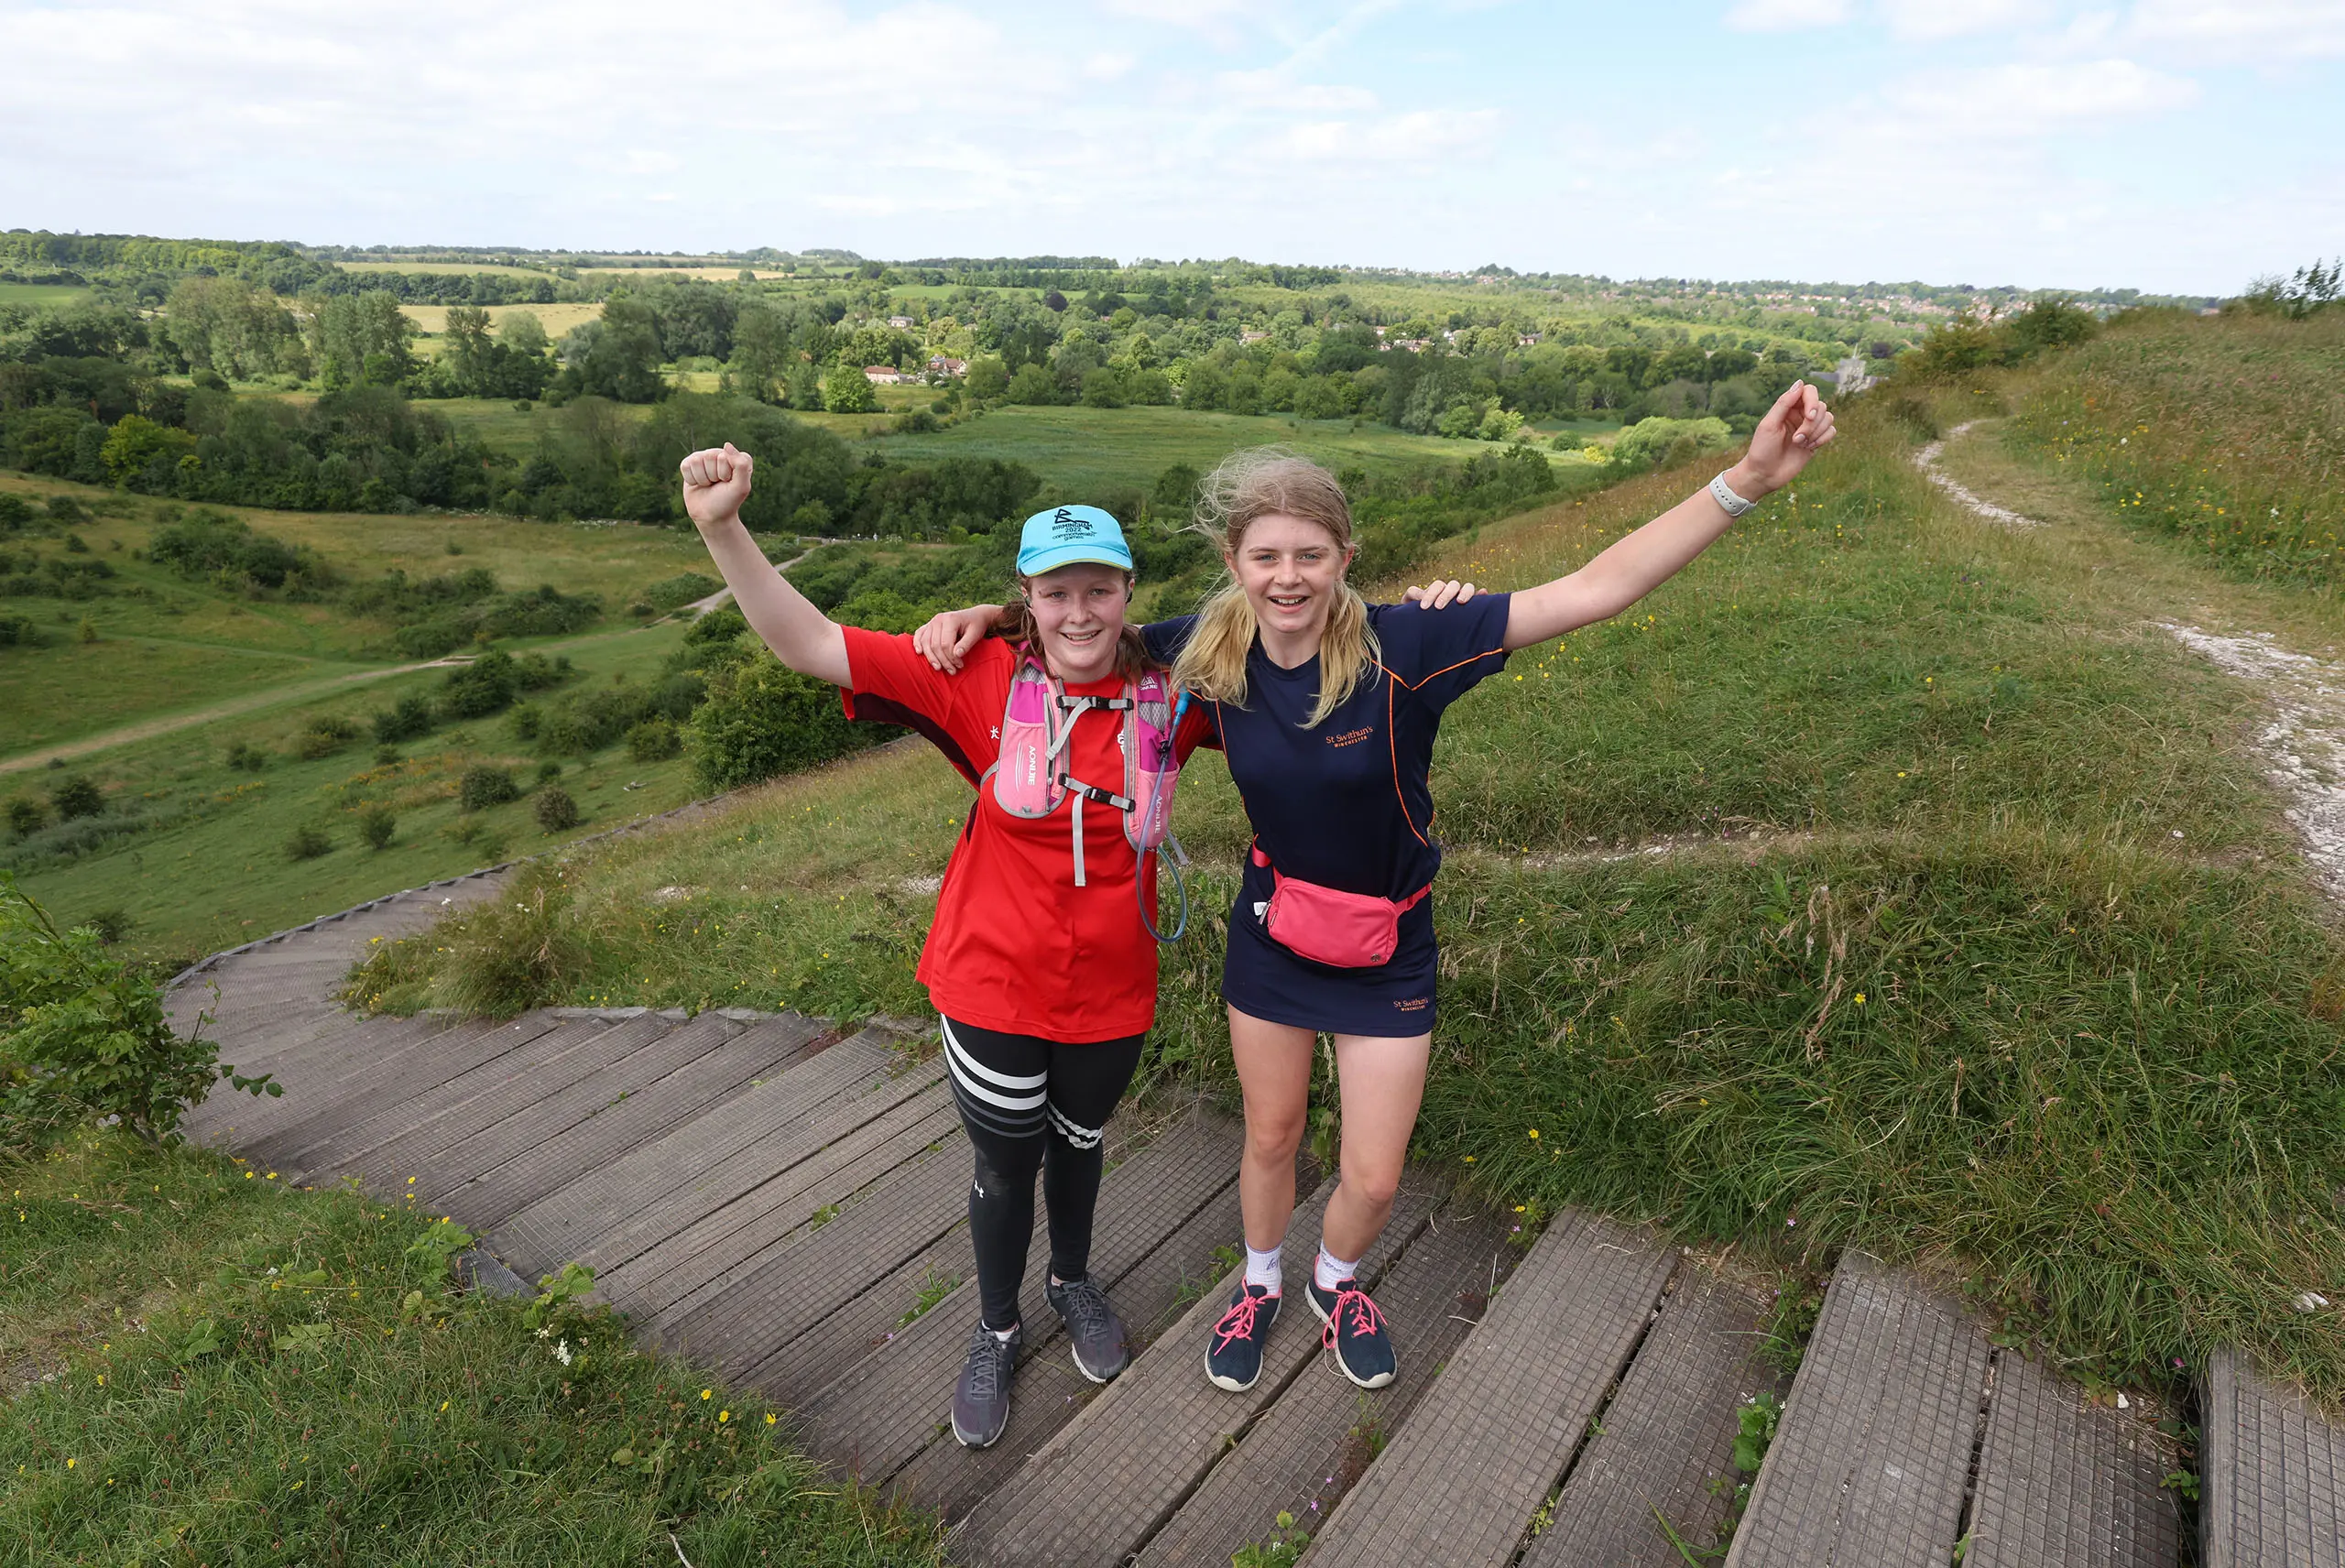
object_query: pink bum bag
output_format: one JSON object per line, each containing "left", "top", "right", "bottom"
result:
{"left": 1250, "top": 843, "right": 1431, "bottom": 969}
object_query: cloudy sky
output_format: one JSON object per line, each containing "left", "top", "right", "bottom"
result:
{"left": 4, "top": 0, "right": 2340, "bottom": 294}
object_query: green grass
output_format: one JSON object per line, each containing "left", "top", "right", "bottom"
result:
{"left": 0, "top": 470, "right": 714, "bottom": 752}
{"left": 0, "top": 1128, "right": 940, "bottom": 1566}
{"left": 352, "top": 353, "right": 2345, "bottom": 1413}
{"left": 0, "top": 281, "right": 92, "bottom": 308}
{"left": 10, "top": 616, "right": 706, "bottom": 970}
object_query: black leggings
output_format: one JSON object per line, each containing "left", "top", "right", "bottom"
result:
{"left": 942, "top": 1016, "right": 1146, "bottom": 1332}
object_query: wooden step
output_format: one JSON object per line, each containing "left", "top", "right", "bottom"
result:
{"left": 238, "top": 1018, "right": 533, "bottom": 1164}
{"left": 1522, "top": 1269, "right": 1782, "bottom": 1567}
{"left": 1722, "top": 1251, "right": 1988, "bottom": 1568}
{"left": 180, "top": 1012, "right": 455, "bottom": 1145}
{"left": 436, "top": 1014, "right": 813, "bottom": 1232}
{"left": 793, "top": 1109, "right": 1246, "bottom": 1492}
{"left": 2203, "top": 1347, "right": 2345, "bottom": 1568}
{"left": 949, "top": 1171, "right": 1436, "bottom": 1568}
{"left": 491, "top": 1028, "right": 921, "bottom": 1278}
{"left": 1133, "top": 1199, "right": 1516, "bottom": 1568}
{"left": 1299, "top": 1211, "right": 1678, "bottom": 1568}
{"left": 1966, "top": 1345, "right": 2179, "bottom": 1567}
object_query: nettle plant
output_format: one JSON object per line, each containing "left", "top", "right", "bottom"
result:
{"left": 0, "top": 873, "right": 276, "bottom": 1145}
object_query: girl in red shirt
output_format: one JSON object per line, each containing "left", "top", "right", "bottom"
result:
{"left": 680, "top": 446, "right": 1208, "bottom": 1450}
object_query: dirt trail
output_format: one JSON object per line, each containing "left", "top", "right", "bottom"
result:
{"left": 1930, "top": 421, "right": 2345, "bottom": 896}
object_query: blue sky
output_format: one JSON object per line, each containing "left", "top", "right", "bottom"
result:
{"left": 4, "top": 0, "right": 2340, "bottom": 294}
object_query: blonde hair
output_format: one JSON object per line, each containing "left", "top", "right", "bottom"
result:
{"left": 1171, "top": 447, "right": 1380, "bottom": 727}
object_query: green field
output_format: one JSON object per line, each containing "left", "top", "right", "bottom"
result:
{"left": 0, "top": 281, "right": 92, "bottom": 308}
{"left": 354, "top": 318, "right": 2345, "bottom": 1418}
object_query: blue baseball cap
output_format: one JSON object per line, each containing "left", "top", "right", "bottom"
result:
{"left": 1017, "top": 505, "right": 1134, "bottom": 577}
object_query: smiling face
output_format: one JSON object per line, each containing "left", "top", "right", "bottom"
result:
{"left": 1022, "top": 561, "right": 1133, "bottom": 683}
{"left": 1227, "top": 512, "right": 1353, "bottom": 650}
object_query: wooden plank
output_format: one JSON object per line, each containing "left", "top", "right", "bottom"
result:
{"left": 1722, "top": 1251, "right": 1990, "bottom": 1568}
{"left": 890, "top": 1144, "right": 1252, "bottom": 1521}
{"left": 491, "top": 1028, "right": 917, "bottom": 1278}
{"left": 411, "top": 1015, "right": 808, "bottom": 1208}
{"left": 241, "top": 1019, "right": 534, "bottom": 1166}
{"left": 311, "top": 1015, "right": 676, "bottom": 1195}
{"left": 1523, "top": 1270, "right": 1782, "bottom": 1568}
{"left": 1133, "top": 1201, "right": 1516, "bottom": 1568}
{"left": 592, "top": 1086, "right": 960, "bottom": 1312}
{"left": 654, "top": 1127, "right": 974, "bottom": 1365}
{"left": 2202, "top": 1347, "right": 2345, "bottom": 1568}
{"left": 271, "top": 1014, "right": 616, "bottom": 1180}
{"left": 949, "top": 1171, "right": 1433, "bottom": 1568}
{"left": 179, "top": 1013, "right": 434, "bottom": 1143}
{"left": 434, "top": 1014, "right": 807, "bottom": 1232}
{"left": 792, "top": 1110, "right": 1246, "bottom": 1490}
{"left": 1301, "top": 1212, "right": 1678, "bottom": 1568}
{"left": 1965, "top": 1347, "right": 2179, "bottom": 1568}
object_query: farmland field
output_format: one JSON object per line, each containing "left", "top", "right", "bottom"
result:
{"left": 399, "top": 300, "right": 603, "bottom": 338}
{"left": 0, "top": 281, "right": 92, "bottom": 307}
{"left": 340, "top": 260, "right": 560, "bottom": 278}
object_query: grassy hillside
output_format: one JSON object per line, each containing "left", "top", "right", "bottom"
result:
{"left": 354, "top": 319, "right": 2345, "bottom": 1413}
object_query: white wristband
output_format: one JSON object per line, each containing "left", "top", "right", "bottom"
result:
{"left": 1708, "top": 472, "right": 1758, "bottom": 517}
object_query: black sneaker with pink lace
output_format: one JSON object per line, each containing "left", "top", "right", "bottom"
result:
{"left": 1308, "top": 1275, "right": 1396, "bottom": 1388}
{"left": 1204, "top": 1282, "right": 1281, "bottom": 1392}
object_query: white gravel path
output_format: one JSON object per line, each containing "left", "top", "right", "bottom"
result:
{"left": 1914, "top": 420, "right": 2044, "bottom": 529}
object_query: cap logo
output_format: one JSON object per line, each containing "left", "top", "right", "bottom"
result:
{"left": 1050, "top": 507, "right": 1095, "bottom": 540}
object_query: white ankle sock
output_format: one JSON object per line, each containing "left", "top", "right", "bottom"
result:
{"left": 1244, "top": 1241, "right": 1283, "bottom": 1293}
{"left": 1314, "top": 1243, "right": 1362, "bottom": 1293}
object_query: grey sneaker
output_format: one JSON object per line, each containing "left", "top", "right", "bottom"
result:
{"left": 952, "top": 1323, "right": 1020, "bottom": 1448}
{"left": 1046, "top": 1274, "right": 1129, "bottom": 1382}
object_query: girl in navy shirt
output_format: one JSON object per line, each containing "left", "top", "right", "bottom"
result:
{"left": 917, "top": 380, "right": 1837, "bottom": 1394}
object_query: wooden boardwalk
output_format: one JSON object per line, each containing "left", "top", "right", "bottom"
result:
{"left": 169, "top": 872, "right": 2340, "bottom": 1567}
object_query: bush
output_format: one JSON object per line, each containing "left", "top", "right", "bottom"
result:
{"left": 438, "top": 649, "right": 519, "bottom": 719}
{"left": 375, "top": 743, "right": 401, "bottom": 766}
{"left": 1609, "top": 416, "right": 1733, "bottom": 475}
{"left": 507, "top": 702, "right": 542, "bottom": 742}
{"left": 224, "top": 741, "right": 268, "bottom": 773}
{"left": 49, "top": 776, "right": 104, "bottom": 821}
{"left": 372, "top": 693, "right": 436, "bottom": 745}
{"left": 642, "top": 572, "right": 721, "bottom": 610}
{"left": 358, "top": 806, "right": 396, "bottom": 851}
{"left": 685, "top": 650, "right": 877, "bottom": 790}
{"left": 0, "top": 614, "right": 39, "bottom": 648}
{"left": 285, "top": 824, "right": 332, "bottom": 861}
{"left": 6, "top": 798, "right": 47, "bottom": 839}
{"left": 459, "top": 766, "right": 519, "bottom": 811}
{"left": 81, "top": 908, "right": 131, "bottom": 944}
{"left": 294, "top": 714, "right": 360, "bottom": 759}
{"left": 626, "top": 718, "right": 682, "bottom": 762}
{"left": 535, "top": 760, "right": 562, "bottom": 783}
{"left": 533, "top": 787, "right": 581, "bottom": 833}
{"left": 0, "top": 873, "right": 276, "bottom": 1145}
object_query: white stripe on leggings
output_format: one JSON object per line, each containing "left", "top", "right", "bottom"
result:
{"left": 943, "top": 1020, "right": 1047, "bottom": 1112}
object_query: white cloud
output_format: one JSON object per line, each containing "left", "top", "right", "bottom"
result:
{"left": 1270, "top": 106, "right": 1500, "bottom": 163}
{"left": 2127, "top": 0, "right": 2345, "bottom": 61}
{"left": 1724, "top": 0, "right": 1855, "bottom": 32}
{"left": 1878, "top": 56, "right": 2200, "bottom": 136}
{"left": 1878, "top": 0, "right": 2061, "bottom": 41}
{"left": 1083, "top": 51, "right": 1138, "bottom": 80}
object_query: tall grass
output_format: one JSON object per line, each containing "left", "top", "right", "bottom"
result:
{"left": 349, "top": 390, "right": 2345, "bottom": 1409}
{"left": 2008, "top": 308, "right": 2345, "bottom": 584}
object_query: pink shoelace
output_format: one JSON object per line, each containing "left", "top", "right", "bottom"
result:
{"left": 1213, "top": 1289, "right": 1272, "bottom": 1353}
{"left": 1322, "top": 1285, "right": 1386, "bottom": 1350}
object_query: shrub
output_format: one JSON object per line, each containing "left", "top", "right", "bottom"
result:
{"left": 372, "top": 693, "right": 436, "bottom": 745}
{"left": 627, "top": 718, "right": 682, "bottom": 761}
{"left": 535, "top": 761, "right": 562, "bottom": 783}
{"left": 685, "top": 649, "right": 876, "bottom": 790}
{"left": 642, "top": 572, "right": 721, "bottom": 610}
{"left": 294, "top": 715, "right": 360, "bottom": 759}
{"left": 507, "top": 702, "right": 542, "bottom": 741}
{"left": 0, "top": 873, "right": 276, "bottom": 1145}
{"left": 49, "top": 776, "right": 104, "bottom": 820}
{"left": 374, "top": 743, "right": 401, "bottom": 766}
{"left": 439, "top": 648, "right": 519, "bottom": 719}
{"left": 0, "top": 495, "right": 31, "bottom": 529}
{"left": 81, "top": 908, "right": 131, "bottom": 944}
{"left": 358, "top": 806, "right": 396, "bottom": 851}
{"left": 0, "top": 614, "right": 39, "bottom": 647}
{"left": 224, "top": 740, "right": 268, "bottom": 773}
{"left": 459, "top": 766, "right": 519, "bottom": 811}
{"left": 285, "top": 824, "right": 332, "bottom": 861}
{"left": 6, "top": 798, "right": 47, "bottom": 839}
{"left": 533, "top": 787, "right": 581, "bottom": 833}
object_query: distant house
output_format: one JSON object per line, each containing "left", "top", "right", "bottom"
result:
{"left": 1517, "top": 333, "right": 1540, "bottom": 347}
{"left": 1833, "top": 356, "right": 1876, "bottom": 395}
{"left": 863, "top": 365, "right": 905, "bottom": 385}
{"left": 887, "top": 315, "right": 915, "bottom": 330}
{"left": 1239, "top": 330, "right": 1271, "bottom": 344}
{"left": 926, "top": 355, "right": 967, "bottom": 378}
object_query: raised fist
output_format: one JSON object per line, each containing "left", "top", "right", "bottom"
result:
{"left": 680, "top": 442, "right": 754, "bottom": 527}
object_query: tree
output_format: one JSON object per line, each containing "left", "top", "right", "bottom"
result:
{"left": 823, "top": 362, "right": 879, "bottom": 413}
{"left": 1005, "top": 363, "right": 1057, "bottom": 405}
{"left": 358, "top": 806, "right": 396, "bottom": 850}
{"left": 49, "top": 776, "right": 104, "bottom": 821}
{"left": 727, "top": 299, "right": 796, "bottom": 403}
{"left": 499, "top": 310, "right": 550, "bottom": 357}
{"left": 310, "top": 291, "right": 417, "bottom": 389}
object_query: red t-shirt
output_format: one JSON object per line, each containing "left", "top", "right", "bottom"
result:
{"left": 840, "top": 628, "right": 1212, "bottom": 1042}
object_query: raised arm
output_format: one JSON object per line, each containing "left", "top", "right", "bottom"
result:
{"left": 680, "top": 442, "right": 850, "bottom": 687}
{"left": 1501, "top": 381, "right": 1836, "bottom": 651}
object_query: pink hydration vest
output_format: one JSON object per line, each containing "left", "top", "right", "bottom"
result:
{"left": 985, "top": 654, "right": 1183, "bottom": 899}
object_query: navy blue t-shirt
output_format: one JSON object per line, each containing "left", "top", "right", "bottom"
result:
{"left": 1145, "top": 594, "right": 1512, "bottom": 1036}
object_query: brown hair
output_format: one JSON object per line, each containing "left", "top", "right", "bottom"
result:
{"left": 990, "top": 568, "right": 1156, "bottom": 680}
{"left": 1169, "top": 447, "right": 1380, "bottom": 726}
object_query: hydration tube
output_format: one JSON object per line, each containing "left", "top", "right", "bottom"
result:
{"left": 1137, "top": 691, "right": 1193, "bottom": 943}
